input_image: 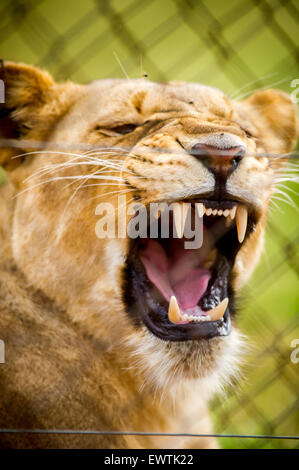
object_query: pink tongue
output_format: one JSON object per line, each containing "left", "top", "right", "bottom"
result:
{"left": 139, "top": 239, "right": 211, "bottom": 310}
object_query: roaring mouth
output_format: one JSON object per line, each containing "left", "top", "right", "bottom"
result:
{"left": 124, "top": 199, "right": 256, "bottom": 342}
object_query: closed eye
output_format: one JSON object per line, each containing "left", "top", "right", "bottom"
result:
{"left": 244, "top": 130, "right": 253, "bottom": 138}
{"left": 94, "top": 123, "right": 138, "bottom": 137}
{"left": 109, "top": 124, "right": 138, "bottom": 135}
{"left": 240, "top": 127, "right": 254, "bottom": 139}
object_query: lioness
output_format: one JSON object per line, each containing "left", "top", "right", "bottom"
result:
{"left": 0, "top": 62, "right": 297, "bottom": 449}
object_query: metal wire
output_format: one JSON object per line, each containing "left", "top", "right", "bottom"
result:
{"left": 0, "top": 429, "right": 298, "bottom": 440}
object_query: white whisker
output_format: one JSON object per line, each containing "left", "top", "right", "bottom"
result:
{"left": 229, "top": 72, "right": 278, "bottom": 99}
{"left": 88, "top": 188, "right": 134, "bottom": 202}
{"left": 234, "top": 76, "right": 293, "bottom": 101}
{"left": 272, "top": 195, "right": 299, "bottom": 213}
{"left": 113, "top": 51, "right": 130, "bottom": 80}
{"left": 270, "top": 199, "right": 283, "bottom": 213}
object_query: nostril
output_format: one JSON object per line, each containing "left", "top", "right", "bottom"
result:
{"left": 231, "top": 147, "right": 245, "bottom": 168}
{"left": 190, "top": 143, "right": 245, "bottom": 160}
{"left": 232, "top": 155, "right": 241, "bottom": 168}
{"left": 190, "top": 142, "right": 246, "bottom": 180}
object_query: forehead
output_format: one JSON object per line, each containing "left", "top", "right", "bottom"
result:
{"left": 78, "top": 79, "right": 233, "bottom": 122}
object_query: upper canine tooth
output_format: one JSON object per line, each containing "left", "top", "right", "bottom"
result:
{"left": 230, "top": 206, "right": 237, "bottom": 219}
{"left": 173, "top": 203, "right": 188, "bottom": 238}
{"left": 236, "top": 205, "right": 248, "bottom": 243}
{"left": 195, "top": 203, "right": 205, "bottom": 218}
{"left": 206, "top": 298, "right": 228, "bottom": 322}
{"left": 168, "top": 296, "right": 182, "bottom": 324}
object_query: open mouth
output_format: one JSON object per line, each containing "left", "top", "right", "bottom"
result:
{"left": 123, "top": 199, "right": 255, "bottom": 341}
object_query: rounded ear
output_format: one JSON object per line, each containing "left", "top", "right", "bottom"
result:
{"left": 241, "top": 89, "right": 298, "bottom": 153}
{"left": 0, "top": 61, "right": 54, "bottom": 122}
{"left": 0, "top": 61, "right": 56, "bottom": 170}
{"left": 0, "top": 61, "right": 77, "bottom": 171}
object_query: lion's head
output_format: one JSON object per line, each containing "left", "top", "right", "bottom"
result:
{"left": 0, "top": 62, "right": 297, "bottom": 393}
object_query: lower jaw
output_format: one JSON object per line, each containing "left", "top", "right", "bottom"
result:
{"left": 143, "top": 303, "right": 231, "bottom": 342}
{"left": 123, "top": 253, "right": 233, "bottom": 342}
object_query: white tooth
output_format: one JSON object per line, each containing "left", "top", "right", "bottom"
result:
{"left": 223, "top": 209, "right": 230, "bottom": 217}
{"left": 183, "top": 314, "right": 188, "bottom": 321}
{"left": 205, "top": 298, "right": 228, "bottom": 322}
{"left": 218, "top": 210, "right": 223, "bottom": 216}
{"left": 212, "top": 209, "right": 217, "bottom": 215}
{"left": 230, "top": 206, "right": 237, "bottom": 219}
{"left": 195, "top": 203, "right": 205, "bottom": 218}
{"left": 206, "top": 208, "right": 212, "bottom": 216}
{"left": 173, "top": 203, "right": 188, "bottom": 238}
{"left": 236, "top": 205, "right": 248, "bottom": 243}
{"left": 168, "top": 296, "right": 182, "bottom": 324}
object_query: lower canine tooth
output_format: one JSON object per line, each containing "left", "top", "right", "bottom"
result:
{"left": 168, "top": 296, "right": 182, "bottom": 324}
{"left": 205, "top": 298, "right": 228, "bottom": 322}
{"left": 236, "top": 205, "right": 248, "bottom": 243}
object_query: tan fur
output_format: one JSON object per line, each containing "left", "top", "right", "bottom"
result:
{"left": 0, "top": 63, "right": 297, "bottom": 448}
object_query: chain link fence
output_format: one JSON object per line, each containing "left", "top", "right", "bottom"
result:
{"left": 0, "top": 0, "right": 298, "bottom": 449}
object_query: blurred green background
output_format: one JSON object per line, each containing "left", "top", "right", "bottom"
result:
{"left": 0, "top": 0, "right": 298, "bottom": 448}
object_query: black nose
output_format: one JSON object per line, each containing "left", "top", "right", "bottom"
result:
{"left": 190, "top": 143, "right": 245, "bottom": 179}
